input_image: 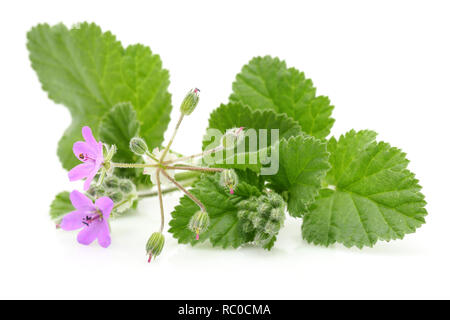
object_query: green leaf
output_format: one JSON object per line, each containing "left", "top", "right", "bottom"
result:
{"left": 50, "top": 191, "right": 73, "bottom": 222}
{"left": 203, "top": 102, "right": 303, "bottom": 149}
{"left": 99, "top": 102, "right": 140, "bottom": 162}
{"left": 267, "top": 135, "right": 330, "bottom": 217}
{"left": 169, "top": 173, "right": 263, "bottom": 248}
{"left": 230, "top": 56, "right": 334, "bottom": 139}
{"left": 27, "top": 22, "right": 171, "bottom": 170}
{"left": 302, "top": 130, "right": 427, "bottom": 248}
{"left": 202, "top": 102, "right": 303, "bottom": 172}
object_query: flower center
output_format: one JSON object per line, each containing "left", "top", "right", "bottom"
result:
{"left": 78, "top": 153, "right": 94, "bottom": 162}
{"left": 82, "top": 214, "right": 101, "bottom": 227}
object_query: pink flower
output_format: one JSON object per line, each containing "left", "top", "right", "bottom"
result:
{"left": 60, "top": 190, "right": 113, "bottom": 248}
{"left": 68, "top": 126, "right": 104, "bottom": 191}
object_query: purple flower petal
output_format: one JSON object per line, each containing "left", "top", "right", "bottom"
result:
{"left": 77, "top": 223, "right": 101, "bottom": 246}
{"left": 60, "top": 211, "right": 85, "bottom": 231}
{"left": 97, "top": 221, "right": 111, "bottom": 248}
{"left": 96, "top": 142, "right": 104, "bottom": 160}
{"left": 70, "top": 190, "right": 95, "bottom": 212}
{"left": 83, "top": 165, "right": 99, "bottom": 191}
{"left": 68, "top": 162, "right": 95, "bottom": 181}
{"left": 73, "top": 141, "right": 97, "bottom": 162}
{"left": 82, "top": 126, "right": 98, "bottom": 147}
{"left": 95, "top": 196, "right": 114, "bottom": 220}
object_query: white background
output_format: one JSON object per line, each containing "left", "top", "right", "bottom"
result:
{"left": 0, "top": 0, "right": 449, "bottom": 299}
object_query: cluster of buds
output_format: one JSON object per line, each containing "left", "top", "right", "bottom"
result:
{"left": 88, "top": 175, "right": 137, "bottom": 216}
{"left": 237, "top": 192, "right": 286, "bottom": 249}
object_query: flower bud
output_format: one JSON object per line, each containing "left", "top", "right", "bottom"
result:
{"left": 270, "top": 207, "right": 284, "bottom": 221}
{"left": 237, "top": 209, "right": 248, "bottom": 220}
{"left": 87, "top": 185, "right": 106, "bottom": 197}
{"left": 254, "top": 231, "right": 272, "bottom": 247}
{"left": 220, "top": 127, "right": 245, "bottom": 149}
{"left": 108, "top": 191, "right": 124, "bottom": 203}
{"left": 220, "top": 169, "right": 239, "bottom": 194}
{"left": 188, "top": 210, "right": 210, "bottom": 240}
{"left": 129, "top": 137, "right": 149, "bottom": 156}
{"left": 146, "top": 232, "right": 165, "bottom": 263}
{"left": 180, "top": 88, "right": 200, "bottom": 115}
{"left": 119, "top": 179, "right": 135, "bottom": 194}
{"left": 104, "top": 175, "right": 120, "bottom": 189}
{"left": 264, "top": 221, "right": 281, "bottom": 236}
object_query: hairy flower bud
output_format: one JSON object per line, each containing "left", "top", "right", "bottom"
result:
{"left": 108, "top": 191, "right": 124, "bottom": 203}
{"left": 146, "top": 232, "right": 165, "bottom": 263}
{"left": 220, "top": 169, "right": 239, "bottom": 194}
{"left": 180, "top": 88, "right": 200, "bottom": 115}
{"left": 119, "top": 179, "right": 135, "bottom": 194}
{"left": 188, "top": 210, "right": 210, "bottom": 240}
{"left": 104, "top": 175, "right": 120, "bottom": 189}
{"left": 220, "top": 127, "right": 245, "bottom": 149}
{"left": 129, "top": 137, "right": 148, "bottom": 156}
{"left": 87, "top": 184, "right": 106, "bottom": 197}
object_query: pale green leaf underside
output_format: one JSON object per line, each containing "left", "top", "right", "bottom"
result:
{"left": 268, "top": 135, "right": 330, "bottom": 217}
{"left": 230, "top": 56, "right": 334, "bottom": 139}
{"left": 302, "top": 130, "right": 427, "bottom": 248}
{"left": 50, "top": 191, "right": 73, "bottom": 222}
{"left": 169, "top": 173, "right": 262, "bottom": 248}
{"left": 27, "top": 22, "right": 171, "bottom": 170}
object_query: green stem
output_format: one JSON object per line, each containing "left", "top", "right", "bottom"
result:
{"left": 160, "top": 113, "right": 184, "bottom": 162}
{"left": 113, "top": 199, "right": 129, "bottom": 210}
{"left": 165, "top": 165, "right": 223, "bottom": 173}
{"left": 111, "top": 162, "right": 159, "bottom": 169}
{"left": 160, "top": 169, "right": 206, "bottom": 212}
{"left": 155, "top": 168, "right": 165, "bottom": 232}
{"left": 162, "top": 146, "right": 224, "bottom": 165}
{"left": 137, "top": 179, "right": 197, "bottom": 198}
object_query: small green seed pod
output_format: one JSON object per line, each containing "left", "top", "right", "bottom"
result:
{"left": 180, "top": 88, "right": 200, "bottom": 115}
{"left": 146, "top": 232, "right": 165, "bottom": 263}
{"left": 220, "top": 169, "right": 239, "bottom": 195}
{"left": 188, "top": 210, "right": 210, "bottom": 240}
{"left": 129, "top": 137, "right": 149, "bottom": 156}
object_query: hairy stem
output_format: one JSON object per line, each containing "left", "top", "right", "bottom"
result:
{"left": 160, "top": 169, "right": 206, "bottom": 212}
{"left": 155, "top": 168, "right": 165, "bottom": 232}
{"left": 160, "top": 113, "right": 184, "bottom": 162}
{"left": 111, "top": 162, "right": 159, "bottom": 169}
{"left": 165, "top": 165, "right": 224, "bottom": 173}
{"left": 162, "top": 146, "right": 224, "bottom": 165}
{"left": 113, "top": 199, "right": 130, "bottom": 210}
{"left": 137, "top": 179, "right": 197, "bottom": 198}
